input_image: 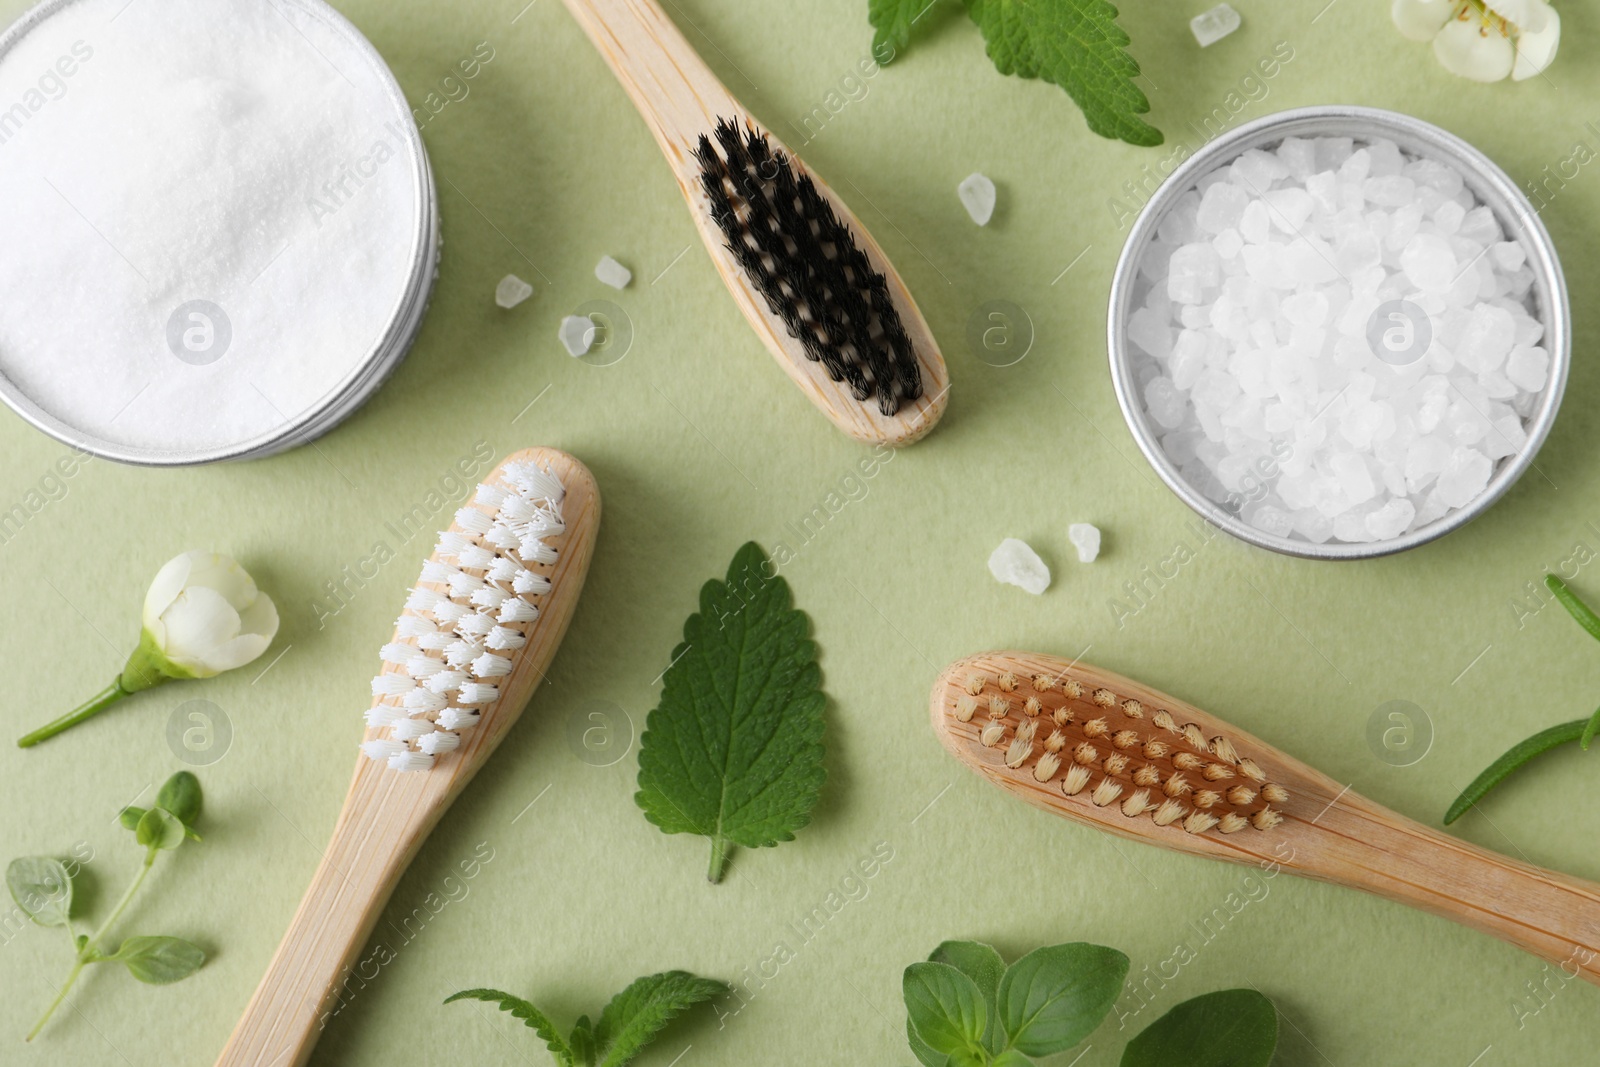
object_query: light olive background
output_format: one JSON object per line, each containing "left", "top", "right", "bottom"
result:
{"left": 1, "top": 0, "right": 1597, "bottom": 1063}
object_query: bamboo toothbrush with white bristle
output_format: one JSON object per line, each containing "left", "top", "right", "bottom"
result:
{"left": 932, "top": 651, "right": 1600, "bottom": 985}
{"left": 214, "top": 448, "right": 600, "bottom": 1067}
{"left": 561, "top": 0, "right": 949, "bottom": 446}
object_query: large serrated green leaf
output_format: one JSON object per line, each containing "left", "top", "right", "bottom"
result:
{"left": 965, "top": 0, "right": 1160, "bottom": 146}
{"left": 635, "top": 542, "right": 827, "bottom": 883}
{"left": 869, "top": 0, "right": 937, "bottom": 61}
{"left": 594, "top": 971, "right": 728, "bottom": 1067}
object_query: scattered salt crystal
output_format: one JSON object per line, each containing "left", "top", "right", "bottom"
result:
{"left": 496, "top": 275, "right": 534, "bottom": 309}
{"left": 1129, "top": 135, "right": 1548, "bottom": 545}
{"left": 595, "top": 255, "right": 632, "bottom": 289}
{"left": 1068, "top": 524, "right": 1102, "bottom": 563}
{"left": 988, "top": 538, "right": 1050, "bottom": 595}
{"left": 559, "top": 315, "right": 598, "bottom": 356}
{"left": 959, "top": 173, "right": 997, "bottom": 226}
{"left": 1190, "top": 3, "right": 1241, "bottom": 46}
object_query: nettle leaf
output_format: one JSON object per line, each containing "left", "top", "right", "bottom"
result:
{"left": 570, "top": 1015, "right": 598, "bottom": 1066}
{"left": 634, "top": 542, "right": 827, "bottom": 883}
{"left": 446, "top": 988, "right": 575, "bottom": 1066}
{"left": 1120, "top": 989, "right": 1277, "bottom": 1067}
{"left": 903, "top": 962, "right": 987, "bottom": 1059}
{"left": 869, "top": 0, "right": 935, "bottom": 62}
{"left": 112, "top": 936, "right": 205, "bottom": 984}
{"left": 996, "top": 942, "right": 1127, "bottom": 1056}
{"left": 136, "top": 807, "right": 187, "bottom": 851}
{"left": 594, "top": 971, "right": 728, "bottom": 1067}
{"left": 6, "top": 857, "right": 73, "bottom": 927}
{"left": 929, "top": 941, "right": 1006, "bottom": 1052}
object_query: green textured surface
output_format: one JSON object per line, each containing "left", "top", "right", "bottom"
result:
{"left": 1, "top": 0, "right": 1598, "bottom": 1063}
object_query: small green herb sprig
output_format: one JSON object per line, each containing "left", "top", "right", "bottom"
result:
{"left": 635, "top": 542, "right": 827, "bottom": 883}
{"left": 1446, "top": 575, "right": 1600, "bottom": 825}
{"left": 8, "top": 771, "right": 208, "bottom": 1040}
{"left": 869, "top": 0, "right": 1162, "bottom": 147}
{"left": 446, "top": 971, "right": 727, "bottom": 1067}
{"left": 902, "top": 940, "right": 1276, "bottom": 1067}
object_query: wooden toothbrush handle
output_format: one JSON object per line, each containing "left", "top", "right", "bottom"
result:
{"left": 559, "top": 0, "right": 738, "bottom": 177}
{"left": 213, "top": 760, "right": 455, "bottom": 1067}
{"left": 1286, "top": 790, "right": 1600, "bottom": 983}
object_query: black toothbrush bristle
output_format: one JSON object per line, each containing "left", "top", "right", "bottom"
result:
{"left": 697, "top": 118, "right": 923, "bottom": 417}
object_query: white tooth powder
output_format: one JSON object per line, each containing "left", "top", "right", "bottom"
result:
{"left": 0, "top": 0, "right": 433, "bottom": 461}
{"left": 1128, "top": 135, "right": 1547, "bottom": 545}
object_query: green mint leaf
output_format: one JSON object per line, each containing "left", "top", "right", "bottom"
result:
{"left": 1443, "top": 718, "right": 1587, "bottom": 825}
{"left": 903, "top": 961, "right": 988, "bottom": 1058}
{"left": 111, "top": 936, "right": 205, "bottom": 984}
{"left": 996, "top": 942, "right": 1127, "bottom": 1056}
{"left": 1120, "top": 988, "right": 1277, "bottom": 1067}
{"left": 446, "top": 988, "right": 575, "bottom": 1066}
{"left": 135, "top": 807, "right": 186, "bottom": 851}
{"left": 869, "top": 0, "right": 938, "bottom": 62}
{"left": 156, "top": 771, "right": 203, "bottom": 828}
{"left": 5, "top": 857, "right": 73, "bottom": 927}
{"left": 1546, "top": 574, "right": 1600, "bottom": 644}
{"left": 962, "top": 0, "right": 1161, "bottom": 146}
{"left": 634, "top": 542, "right": 827, "bottom": 883}
{"left": 929, "top": 941, "right": 1006, "bottom": 1052}
{"left": 594, "top": 971, "right": 729, "bottom": 1067}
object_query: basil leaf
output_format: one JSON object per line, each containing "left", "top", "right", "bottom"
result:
{"left": 136, "top": 807, "right": 187, "bottom": 851}
{"left": 156, "top": 771, "right": 203, "bottom": 827}
{"left": 111, "top": 935, "right": 205, "bottom": 984}
{"left": 996, "top": 942, "right": 1127, "bottom": 1056}
{"left": 928, "top": 940, "right": 1006, "bottom": 1052}
{"left": 1120, "top": 988, "right": 1277, "bottom": 1067}
{"left": 5, "top": 857, "right": 73, "bottom": 927}
{"left": 906, "top": 1017, "right": 944, "bottom": 1067}
{"left": 903, "top": 962, "right": 987, "bottom": 1058}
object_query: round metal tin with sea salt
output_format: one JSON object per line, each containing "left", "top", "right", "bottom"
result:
{"left": 0, "top": 0, "right": 438, "bottom": 466}
{"left": 1108, "top": 105, "right": 1570, "bottom": 561}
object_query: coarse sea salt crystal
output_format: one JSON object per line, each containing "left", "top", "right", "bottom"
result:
{"left": 1190, "top": 3, "right": 1241, "bottom": 47}
{"left": 1068, "top": 524, "right": 1102, "bottom": 563}
{"left": 496, "top": 275, "right": 534, "bottom": 309}
{"left": 559, "top": 315, "right": 597, "bottom": 357}
{"left": 595, "top": 255, "right": 632, "bottom": 290}
{"left": 959, "top": 173, "right": 997, "bottom": 226}
{"left": 1129, "top": 135, "right": 1548, "bottom": 546}
{"left": 988, "top": 538, "right": 1050, "bottom": 595}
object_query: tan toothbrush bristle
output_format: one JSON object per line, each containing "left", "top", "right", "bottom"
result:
{"left": 944, "top": 666, "right": 1291, "bottom": 837}
{"left": 963, "top": 672, "right": 986, "bottom": 696}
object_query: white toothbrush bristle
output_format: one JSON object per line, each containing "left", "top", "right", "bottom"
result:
{"left": 366, "top": 460, "right": 567, "bottom": 772}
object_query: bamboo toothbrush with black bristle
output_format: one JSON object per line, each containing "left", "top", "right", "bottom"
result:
{"left": 214, "top": 448, "right": 600, "bottom": 1067}
{"left": 932, "top": 651, "right": 1600, "bottom": 985}
{"left": 561, "top": 0, "right": 948, "bottom": 446}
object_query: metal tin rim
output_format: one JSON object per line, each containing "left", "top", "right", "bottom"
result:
{"left": 1106, "top": 105, "right": 1571, "bottom": 561}
{"left": 0, "top": 0, "right": 439, "bottom": 466}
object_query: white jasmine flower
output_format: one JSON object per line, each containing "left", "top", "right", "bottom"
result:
{"left": 1393, "top": 0, "right": 1559, "bottom": 82}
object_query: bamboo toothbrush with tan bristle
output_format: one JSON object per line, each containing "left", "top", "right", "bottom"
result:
{"left": 561, "top": 0, "right": 948, "bottom": 446}
{"left": 213, "top": 448, "right": 600, "bottom": 1067}
{"left": 932, "top": 651, "right": 1600, "bottom": 984}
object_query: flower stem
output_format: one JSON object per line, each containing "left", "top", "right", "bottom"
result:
{"left": 17, "top": 679, "right": 130, "bottom": 748}
{"left": 89, "top": 848, "right": 157, "bottom": 951}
